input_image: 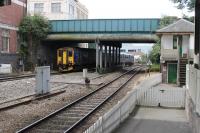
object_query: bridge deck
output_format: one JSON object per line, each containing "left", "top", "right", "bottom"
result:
{"left": 50, "top": 19, "right": 160, "bottom": 34}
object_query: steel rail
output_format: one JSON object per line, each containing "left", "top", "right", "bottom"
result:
{"left": 65, "top": 67, "right": 142, "bottom": 133}
{"left": 0, "top": 72, "right": 61, "bottom": 82}
{"left": 16, "top": 66, "right": 141, "bottom": 133}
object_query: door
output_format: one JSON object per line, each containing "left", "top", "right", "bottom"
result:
{"left": 168, "top": 64, "right": 177, "bottom": 84}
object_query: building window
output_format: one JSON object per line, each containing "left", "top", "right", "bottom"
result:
{"left": 173, "top": 35, "right": 182, "bottom": 49}
{"left": 2, "top": 37, "right": 9, "bottom": 52}
{"left": 34, "top": 3, "right": 44, "bottom": 13}
{"left": 51, "top": 3, "right": 61, "bottom": 13}
{"left": 69, "top": 4, "right": 74, "bottom": 16}
{"left": 1, "top": 29, "right": 10, "bottom": 53}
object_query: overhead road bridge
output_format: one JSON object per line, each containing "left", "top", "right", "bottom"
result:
{"left": 48, "top": 19, "right": 160, "bottom": 43}
{"left": 46, "top": 19, "right": 160, "bottom": 72}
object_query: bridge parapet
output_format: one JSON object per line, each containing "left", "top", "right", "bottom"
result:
{"left": 50, "top": 19, "right": 160, "bottom": 34}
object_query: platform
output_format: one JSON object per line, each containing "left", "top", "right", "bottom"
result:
{"left": 114, "top": 107, "right": 192, "bottom": 133}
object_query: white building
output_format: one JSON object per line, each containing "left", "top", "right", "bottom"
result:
{"left": 27, "top": 0, "right": 88, "bottom": 20}
{"left": 156, "top": 19, "right": 194, "bottom": 86}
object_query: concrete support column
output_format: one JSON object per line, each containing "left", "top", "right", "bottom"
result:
{"left": 118, "top": 47, "right": 120, "bottom": 65}
{"left": 109, "top": 45, "right": 111, "bottom": 67}
{"left": 112, "top": 45, "right": 115, "bottom": 66}
{"left": 100, "top": 44, "right": 103, "bottom": 69}
{"left": 105, "top": 45, "right": 107, "bottom": 68}
{"left": 116, "top": 46, "right": 118, "bottom": 65}
{"left": 96, "top": 42, "right": 100, "bottom": 69}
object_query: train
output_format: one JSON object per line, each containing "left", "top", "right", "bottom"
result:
{"left": 57, "top": 47, "right": 134, "bottom": 72}
{"left": 120, "top": 53, "right": 134, "bottom": 66}
{"left": 57, "top": 47, "right": 96, "bottom": 72}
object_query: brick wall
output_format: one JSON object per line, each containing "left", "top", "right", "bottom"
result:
{"left": 0, "top": 2, "right": 25, "bottom": 26}
{"left": 0, "top": 1, "right": 25, "bottom": 68}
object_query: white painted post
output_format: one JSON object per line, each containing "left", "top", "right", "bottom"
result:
{"left": 83, "top": 68, "right": 87, "bottom": 78}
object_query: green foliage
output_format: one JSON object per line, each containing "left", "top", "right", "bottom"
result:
{"left": 182, "top": 14, "right": 194, "bottom": 22}
{"left": 19, "top": 15, "right": 51, "bottom": 43}
{"left": 150, "top": 64, "right": 160, "bottom": 72}
{"left": 170, "top": 0, "right": 195, "bottom": 11}
{"left": 149, "top": 39, "right": 161, "bottom": 64}
{"left": 19, "top": 15, "right": 51, "bottom": 70}
{"left": 139, "top": 54, "right": 148, "bottom": 64}
{"left": 159, "top": 16, "right": 178, "bottom": 28}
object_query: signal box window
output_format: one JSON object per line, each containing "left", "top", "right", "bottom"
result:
{"left": 173, "top": 35, "right": 182, "bottom": 49}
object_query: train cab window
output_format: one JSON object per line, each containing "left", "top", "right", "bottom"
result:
{"left": 59, "top": 50, "right": 62, "bottom": 57}
{"left": 68, "top": 51, "right": 73, "bottom": 57}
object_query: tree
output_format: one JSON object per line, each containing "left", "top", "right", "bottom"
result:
{"left": 170, "top": 0, "right": 195, "bottom": 12}
{"left": 149, "top": 39, "right": 161, "bottom": 64}
{"left": 19, "top": 15, "right": 51, "bottom": 70}
{"left": 159, "top": 16, "right": 178, "bottom": 28}
{"left": 182, "top": 14, "right": 195, "bottom": 22}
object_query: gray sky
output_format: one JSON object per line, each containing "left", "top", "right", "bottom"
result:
{"left": 80, "top": 0, "right": 193, "bottom": 19}
{"left": 79, "top": 0, "right": 193, "bottom": 53}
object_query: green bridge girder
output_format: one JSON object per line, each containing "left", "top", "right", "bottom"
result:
{"left": 48, "top": 19, "right": 160, "bottom": 43}
{"left": 50, "top": 19, "right": 160, "bottom": 34}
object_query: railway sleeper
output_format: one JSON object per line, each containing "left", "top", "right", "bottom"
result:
{"left": 32, "top": 128, "right": 63, "bottom": 133}
{"left": 61, "top": 112, "right": 86, "bottom": 117}
{"left": 55, "top": 115, "right": 81, "bottom": 122}
{"left": 70, "top": 106, "right": 94, "bottom": 111}
{"left": 35, "top": 124, "right": 67, "bottom": 130}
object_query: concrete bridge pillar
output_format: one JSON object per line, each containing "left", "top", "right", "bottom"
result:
{"left": 116, "top": 46, "right": 118, "bottom": 65}
{"left": 112, "top": 45, "right": 115, "bottom": 66}
{"left": 96, "top": 41, "right": 100, "bottom": 69}
{"left": 118, "top": 46, "right": 121, "bottom": 65}
{"left": 109, "top": 45, "right": 111, "bottom": 67}
{"left": 104, "top": 45, "right": 107, "bottom": 68}
{"left": 100, "top": 44, "right": 103, "bottom": 69}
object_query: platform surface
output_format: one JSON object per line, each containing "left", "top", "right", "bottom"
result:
{"left": 114, "top": 107, "right": 192, "bottom": 133}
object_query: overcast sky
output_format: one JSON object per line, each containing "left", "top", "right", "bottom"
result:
{"left": 79, "top": 0, "right": 193, "bottom": 19}
{"left": 79, "top": 0, "right": 193, "bottom": 53}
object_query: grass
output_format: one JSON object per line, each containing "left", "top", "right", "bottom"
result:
{"left": 150, "top": 64, "right": 160, "bottom": 72}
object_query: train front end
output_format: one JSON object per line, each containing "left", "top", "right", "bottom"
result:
{"left": 57, "top": 47, "right": 75, "bottom": 72}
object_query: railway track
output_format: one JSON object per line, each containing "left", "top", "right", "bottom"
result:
{"left": 16, "top": 67, "right": 142, "bottom": 133}
{"left": 0, "top": 72, "right": 60, "bottom": 82}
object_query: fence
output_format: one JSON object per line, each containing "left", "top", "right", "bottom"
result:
{"left": 84, "top": 74, "right": 162, "bottom": 133}
{"left": 186, "top": 65, "right": 200, "bottom": 114}
{"left": 137, "top": 86, "right": 185, "bottom": 108}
